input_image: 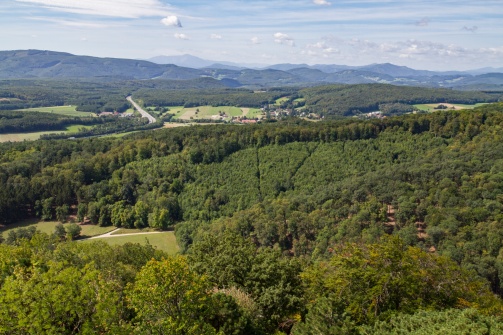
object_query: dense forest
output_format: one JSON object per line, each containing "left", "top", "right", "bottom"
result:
{"left": 1, "top": 102, "right": 503, "bottom": 333}
{"left": 0, "top": 78, "right": 228, "bottom": 113}
{"left": 0, "top": 110, "right": 111, "bottom": 134}
{"left": 299, "top": 84, "right": 501, "bottom": 116}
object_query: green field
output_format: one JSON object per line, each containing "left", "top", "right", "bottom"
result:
{"left": 65, "top": 125, "right": 93, "bottom": 132}
{"left": 275, "top": 97, "right": 289, "bottom": 105}
{"left": 0, "top": 130, "right": 64, "bottom": 142}
{"left": 0, "top": 124, "right": 94, "bottom": 142}
{"left": 246, "top": 108, "right": 264, "bottom": 119}
{"left": 90, "top": 232, "right": 179, "bottom": 254}
{"left": 16, "top": 105, "right": 94, "bottom": 117}
{"left": 414, "top": 103, "right": 487, "bottom": 112}
{"left": 0, "top": 219, "right": 116, "bottom": 239}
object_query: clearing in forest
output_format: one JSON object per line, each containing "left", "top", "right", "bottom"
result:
{"left": 165, "top": 105, "right": 263, "bottom": 121}
{"left": 15, "top": 105, "right": 94, "bottom": 117}
{"left": 0, "top": 125, "right": 93, "bottom": 142}
{"left": 414, "top": 103, "right": 487, "bottom": 112}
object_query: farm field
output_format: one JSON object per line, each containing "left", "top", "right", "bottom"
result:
{"left": 88, "top": 232, "right": 179, "bottom": 254}
{"left": 163, "top": 122, "right": 191, "bottom": 128}
{"left": 165, "top": 105, "right": 263, "bottom": 121}
{"left": 15, "top": 105, "right": 94, "bottom": 117}
{"left": 0, "top": 124, "right": 94, "bottom": 142}
{"left": 414, "top": 102, "right": 488, "bottom": 112}
{"left": 0, "top": 219, "right": 115, "bottom": 239}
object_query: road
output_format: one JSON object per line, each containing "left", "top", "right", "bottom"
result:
{"left": 126, "top": 96, "right": 156, "bottom": 124}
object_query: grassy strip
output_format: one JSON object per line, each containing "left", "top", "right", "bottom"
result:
{"left": 86, "top": 232, "right": 179, "bottom": 255}
{"left": 15, "top": 106, "right": 94, "bottom": 117}
{"left": 414, "top": 103, "right": 488, "bottom": 112}
{"left": 0, "top": 124, "right": 95, "bottom": 142}
{"left": 0, "top": 219, "right": 115, "bottom": 238}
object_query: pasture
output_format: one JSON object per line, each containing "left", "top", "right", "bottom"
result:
{"left": 88, "top": 232, "right": 179, "bottom": 254}
{"left": 414, "top": 103, "right": 487, "bottom": 112}
{"left": 0, "top": 219, "right": 116, "bottom": 239}
{"left": 0, "top": 124, "right": 94, "bottom": 142}
{"left": 15, "top": 105, "right": 94, "bottom": 117}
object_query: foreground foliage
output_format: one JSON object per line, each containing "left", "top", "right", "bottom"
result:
{"left": 0, "top": 232, "right": 501, "bottom": 334}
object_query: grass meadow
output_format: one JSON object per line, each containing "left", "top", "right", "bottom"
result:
{"left": 1, "top": 219, "right": 179, "bottom": 254}
{"left": 88, "top": 232, "right": 179, "bottom": 254}
{"left": 414, "top": 103, "right": 487, "bottom": 112}
{"left": 0, "top": 219, "right": 116, "bottom": 239}
{"left": 0, "top": 124, "right": 94, "bottom": 142}
{"left": 15, "top": 105, "right": 94, "bottom": 117}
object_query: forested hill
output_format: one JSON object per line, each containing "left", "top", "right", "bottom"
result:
{"left": 2, "top": 103, "right": 503, "bottom": 333}
{"left": 0, "top": 50, "right": 204, "bottom": 80}
{"left": 299, "top": 83, "right": 500, "bottom": 116}
{"left": 2, "top": 50, "right": 503, "bottom": 89}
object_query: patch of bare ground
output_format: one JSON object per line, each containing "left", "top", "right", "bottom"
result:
{"left": 163, "top": 123, "right": 189, "bottom": 128}
{"left": 416, "top": 221, "right": 428, "bottom": 241}
{"left": 179, "top": 109, "right": 197, "bottom": 120}
{"left": 384, "top": 205, "right": 396, "bottom": 227}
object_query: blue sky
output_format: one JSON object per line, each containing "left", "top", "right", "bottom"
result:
{"left": 1, "top": 0, "right": 502, "bottom": 70}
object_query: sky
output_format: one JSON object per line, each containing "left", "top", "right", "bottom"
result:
{"left": 1, "top": 0, "right": 502, "bottom": 71}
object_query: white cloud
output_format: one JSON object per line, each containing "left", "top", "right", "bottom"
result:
{"left": 210, "top": 33, "right": 222, "bottom": 39}
{"left": 274, "top": 32, "right": 295, "bottom": 47}
{"left": 251, "top": 36, "right": 261, "bottom": 44}
{"left": 304, "top": 40, "right": 339, "bottom": 58}
{"left": 313, "top": 0, "right": 331, "bottom": 5}
{"left": 174, "top": 33, "right": 188, "bottom": 40}
{"left": 415, "top": 17, "right": 430, "bottom": 27}
{"left": 16, "top": 0, "right": 173, "bottom": 18}
{"left": 161, "top": 15, "right": 182, "bottom": 27}
{"left": 462, "top": 26, "right": 478, "bottom": 33}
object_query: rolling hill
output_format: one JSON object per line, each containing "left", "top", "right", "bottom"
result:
{"left": 1, "top": 49, "right": 503, "bottom": 89}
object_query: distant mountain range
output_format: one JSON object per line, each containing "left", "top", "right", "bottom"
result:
{"left": 1, "top": 49, "right": 502, "bottom": 90}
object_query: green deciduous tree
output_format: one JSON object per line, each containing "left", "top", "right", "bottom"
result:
{"left": 65, "top": 223, "right": 82, "bottom": 240}
{"left": 295, "top": 236, "right": 502, "bottom": 332}
{"left": 55, "top": 204, "right": 69, "bottom": 223}
{"left": 358, "top": 308, "right": 503, "bottom": 335}
{"left": 76, "top": 203, "right": 87, "bottom": 223}
{"left": 126, "top": 256, "right": 218, "bottom": 334}
{"left": 41, "top": 197, "right": 54, "bottom": 221}
{"left": 0, "top": 262, "right": 120, "bottom": 334}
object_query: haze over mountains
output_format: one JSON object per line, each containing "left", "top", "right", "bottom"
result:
{"left": 1, "top": 50, "right": 503, "bottom": 90}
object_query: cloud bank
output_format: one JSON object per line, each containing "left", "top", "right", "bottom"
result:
{"left": 16, "top": 0, "right": 173, "bottom": 18}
